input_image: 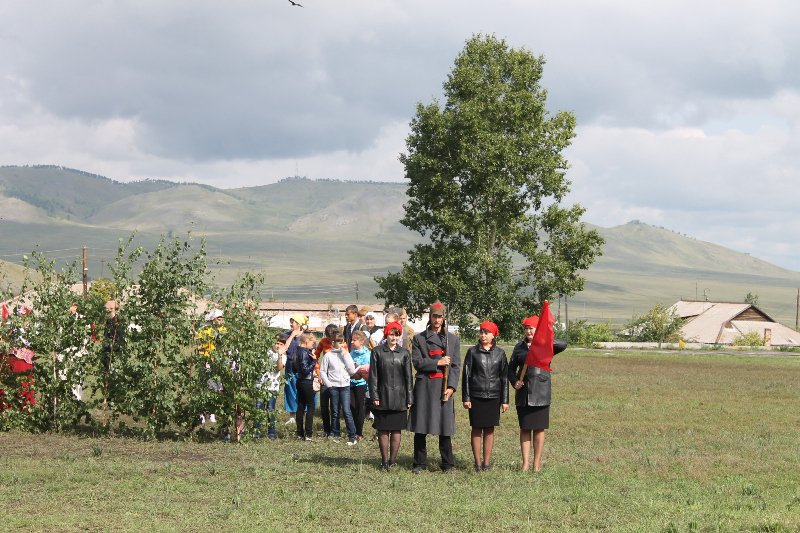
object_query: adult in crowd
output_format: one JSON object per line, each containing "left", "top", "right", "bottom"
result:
{"left": 283, "top": 314, "right": 308, "bottom": 427}
{"left": 363, "top": 310, "right": 383, "bottom": 423}
{"left": 343, "top": 304, "right": 369, "bottom": 350}
{"left": 508, "top": 315, "right": 567, "bottom": 472}
{"left": 461, "top": 321, "right": 509, "bottom": 472}
{"left": 408, "top": 300, "right": 461, "bottom": 473}
{"left": 399, "top": 308, "right": 415, "bottom": 350}
{"left": 361, "top": 308, "right": 380, "bottom": 346}
{"left": 369, "top": 321, "right": 413, "bottom": 470}
{"left": 373, "top": 310, "right": 398, "bottom": 347}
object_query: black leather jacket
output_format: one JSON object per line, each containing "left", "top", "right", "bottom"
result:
{"left": 368, "top": 343, "right": 413, "bottom": 411}
{"left": 461, "top": 344, "right": 509, "bottom": 403}
{"left": 508, "top": 339, "right": 567, "bottom": 407}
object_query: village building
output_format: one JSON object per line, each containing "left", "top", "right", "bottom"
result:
{"left": 259, "top": 302, "right": 431, "bottom": 333}
{"left": 670, "top": 300, "right": 799, "bottom": 346}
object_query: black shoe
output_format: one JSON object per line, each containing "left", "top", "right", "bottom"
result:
{"left": 473, "top": 463, "right": 481, "bottom": 473}
{"left": 412, "top": 465, "right": 426, "bottom": 474}
{"left": 380, "top": 462, "right": 389, "bottom": 471}
{"left": 389, "top": 462, "right": 397, "bottom": 470}
{"left": 482, "top": 463, "right": 492, "bottom": 472}
{"left": 441, "top": 466, "right": 455, "bottom": 474}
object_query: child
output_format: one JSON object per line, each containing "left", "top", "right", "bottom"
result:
{"left": 314, "top": 323, "right": 340, "bottom": 437}
{"left": 461, "top": 321, "right": 509, "bottom": 472}
{"left": 319, "top": 329, "right": 358, "bottom": 444}
{"left": 255, "top": 332, "right": 288, "bottom": 439}
{"left": 349, "top": 330, "right": 371, "bottom": 441}
{"left": 295, "top": 332, "right": 318, "bottom": 441}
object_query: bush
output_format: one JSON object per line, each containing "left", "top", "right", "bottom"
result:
{"left": 731, "top": 331, "right": 766, "bottom": 347}
{"left": 556, "top": 320, "right": 617, "bottom": 346}
{"left": 624, "top": 303, "right": 683, "bottom": 348}
{"left": 0, "top": 234, "right": 280, "bottom": 439}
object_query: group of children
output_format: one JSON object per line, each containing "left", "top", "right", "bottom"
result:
{"left": 259, "top": 306, "right": 376, "bottom": 445}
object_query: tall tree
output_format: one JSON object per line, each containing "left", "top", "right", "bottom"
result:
{"left": 376, "top": 34, "right": 603, "bottom": 335}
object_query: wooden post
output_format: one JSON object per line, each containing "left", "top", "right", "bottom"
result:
{"left": 82, "top": 246, "right": 88, "bottom": 298}
{"left": 795, "top": 288, "right": 799, "bottom": 332}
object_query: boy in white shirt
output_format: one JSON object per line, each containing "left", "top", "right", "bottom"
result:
{"left": 255, "top": 332, "right": 288, "bottom": 439}
{"left": 319, "top": 330, "right": 358, "bottom": 444}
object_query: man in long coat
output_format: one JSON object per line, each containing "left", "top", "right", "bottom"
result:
{"left": 408, "top": 300, "right": 461, "bottom": 472}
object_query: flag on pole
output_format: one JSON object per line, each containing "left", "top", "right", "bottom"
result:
{"left": 526, "top": 300, "right": 555, "bottom": 371}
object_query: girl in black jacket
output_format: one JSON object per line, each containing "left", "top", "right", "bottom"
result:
{"left": 508, "top": 315, "right": 568, "bottom": 471}
{"left": 461, "top": 321, "right": 509, "bottom": 472}
{"left": 294, "top": 333, "right": 318, "bottom": 441}
{"left": 368, "top": 321, "right": 412, "bottom": 471}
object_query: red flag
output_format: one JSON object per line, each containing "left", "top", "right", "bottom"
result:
{"left": 526, "top": 300, "right": 554, "bottom": 371}
{"left": 1, "top": 303, "right": 8, "bottom": 322}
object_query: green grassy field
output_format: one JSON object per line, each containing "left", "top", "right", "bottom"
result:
{"left": 2, "top": 349, "right": 798, "bottom": 532}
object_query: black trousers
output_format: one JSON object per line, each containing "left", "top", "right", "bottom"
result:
{"left": 350, "top": 384, "right": 367, "bottom": 437}
{"left": 413, "top": 433, "right": 454, "bottom": 470}
{"left": 296, "top": 380, "right": 315, "bottom": 438}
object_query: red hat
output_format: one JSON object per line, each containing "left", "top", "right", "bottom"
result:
{"left": 522, "top": 315, "right": 539, "bottom": 328}
{"left": 384, "top": 321, "right": 403, "bottom": 337}
{"left": 479, "top": 321, "right": 499, "bottom": 337}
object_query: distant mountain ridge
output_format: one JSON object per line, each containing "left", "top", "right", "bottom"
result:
{"left": 1, "top": 165, "right": 799, "bottom": 324}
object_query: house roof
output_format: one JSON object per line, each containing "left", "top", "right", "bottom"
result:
{"left": 675, "top": 300, "right": 797, "bottom": 345}
{"left": 721, "top": 320, "right": 800, "bottom": 345}
{"left": 258, "top": 302, "right": 383, "bottom": 312}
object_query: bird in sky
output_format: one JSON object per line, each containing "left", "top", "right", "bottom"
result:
{"left": 287, "top": 0, "right": 303, "bottom": 6}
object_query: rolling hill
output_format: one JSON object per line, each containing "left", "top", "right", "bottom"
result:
{"left": 1, "top": 165, "right": 799, "bottom": 325}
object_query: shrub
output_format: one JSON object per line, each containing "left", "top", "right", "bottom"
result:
{"left": 556, "top": 320, "right": 617, "bottom": 346}
{"left": 732, "top": 331, "right": 766, "bottom": 347}
{"left": 624, "top": 303, "right": 683, "bottom": 348}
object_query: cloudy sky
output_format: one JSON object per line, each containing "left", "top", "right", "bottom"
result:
{"left": 2, "top": 1, "right": 799, "bottom": 269}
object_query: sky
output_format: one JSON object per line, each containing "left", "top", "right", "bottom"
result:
{"left": 2, "top": 0, "right": 800, "bottom": 269}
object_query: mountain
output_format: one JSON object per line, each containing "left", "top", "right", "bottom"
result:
{"left": 581, "top": 221, "right": 800, "bottom": 324}
{"left": 1, "top": 165, "right": 799, "bottom": 325}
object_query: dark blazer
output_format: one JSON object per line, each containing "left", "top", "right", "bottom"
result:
{"left": 344, "top": 319, "right": 369, "bottom": 349}
{"left": 368, "top": 343, "right": 413, "bottom": 411}
{"left": 507, "top": 339, "right": 567, "bottom": 407}
{"left": 462, "top": 344, "right": 509, "bottom": 403}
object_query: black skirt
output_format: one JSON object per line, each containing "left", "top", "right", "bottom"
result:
{"left": 468, "top": 397, "right": 501, "bottom": 428}
{"left": 517, "top": 404, "right": 550, "bottom": 430}
{"left": 373, "top": 409, "right": 407, "bottom": 431}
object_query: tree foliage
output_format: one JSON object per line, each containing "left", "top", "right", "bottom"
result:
{"left": 376, "top": 34, "right": 603, "bottom": 336}
{"left": 744, "top": 292, "right": 759, "bottom": 307}
{"left": 1, "top": 235, "right": 279, "bottom": 439}
{"left": 625, "top": 303, "right": 684, "bottom": 347}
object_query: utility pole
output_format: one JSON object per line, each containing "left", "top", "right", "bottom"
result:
{"left": 795, "top": 288, "right": 799, "bottom": 332}
{"left": 82, "top": 246, "right": 88, "bottom": 299}
{"left": 564, "top": 294, "right": 569, "bottom": 342}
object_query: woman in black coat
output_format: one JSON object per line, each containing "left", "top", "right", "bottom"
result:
{"left": 508, "top": 315, "right": 567, "bottom": 472}
{"left": 368, "top": 321, "right": 413, "bottom": 471}
{"left": 462, "top": 321, "right": 509, "bottom": 472}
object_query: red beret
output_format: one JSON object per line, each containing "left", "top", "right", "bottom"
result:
{"left": 522, "top": 315, "right": 539, "bottom": 328}
{"left": 384, "top": 321, "right": 403, "bottom": 337}
{"left": 479, "top": 321, "right": 499, "bottom": 337}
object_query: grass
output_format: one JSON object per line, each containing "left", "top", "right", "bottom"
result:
{"left": 2, "top": 349, "right": 799, "bottom": 531}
